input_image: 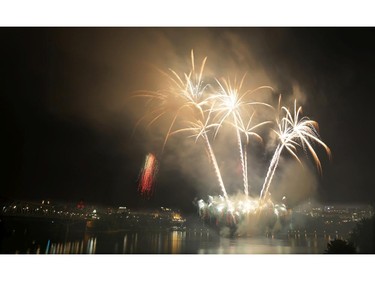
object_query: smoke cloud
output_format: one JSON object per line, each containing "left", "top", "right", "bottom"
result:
{"left": 17, "top": 28, "right": 322, "bottom": 208}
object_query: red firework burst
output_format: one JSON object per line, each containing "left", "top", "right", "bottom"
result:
{"left": 138, "top": 153, "right": 158, "bottom": 198}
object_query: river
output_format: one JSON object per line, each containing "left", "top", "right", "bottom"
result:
{"left": 1, "top": 217, "right": 338, "bottom": 254}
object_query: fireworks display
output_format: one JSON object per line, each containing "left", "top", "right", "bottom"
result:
{"left": 138, "top": 153, "right": 159, "bottom": 199}
{"left": 259, "top": 99, "right": 332, "bottom": 201}
{"left": 134, "top": 50, "right": 330, "bottom": 236}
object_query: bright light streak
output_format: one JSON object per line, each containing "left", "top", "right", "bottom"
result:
{"left": 138, "top": 153, "right": 159, "bottom": 198}
{"left": 209, "top": 76, "right": 273, "bottom": 196}
{"left": 134, "top": 50, "right": 331, "bottom": 235}
{"left": 260, "top": 99, "right": 331, "bottom": 200}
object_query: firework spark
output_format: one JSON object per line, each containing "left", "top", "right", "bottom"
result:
{"left": 209, "top": 76, "right": 273, "bottom": 196}
{"left": 134, "top": 50, "right": 231, "bottom": 199}
{"left": 169, "top": 112, "right": 229, "bottom": 200}
{"left": 138, "top": 153, "right": 159, "bottom": 198}
{"left": 132, "top": 50, "right": 210, "bottom": 150}
{"left": 260, "top": 99, "right": 331, "bottom": 201}
{"left": 134, "top": 51, "right": 330, "bottom": 235}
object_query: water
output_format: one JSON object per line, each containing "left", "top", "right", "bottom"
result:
{"left": 1, "top": 218, "right": 334, "bottom": 254}
{"left": 1, "top": 218, "right": 367, "bottom": 281}
{"left": 42, "top": 231, "right": 328, "bottom": 254}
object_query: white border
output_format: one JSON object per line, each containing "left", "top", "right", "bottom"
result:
{"left": 1, "top": 254, "right": 374, "bottom": 280}
{"left": 0, "top": 1, "right": 373, "bottom": 26}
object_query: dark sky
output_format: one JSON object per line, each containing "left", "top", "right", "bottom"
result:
{"left": 2, "top": 27, "right": 375, "bottom": 213}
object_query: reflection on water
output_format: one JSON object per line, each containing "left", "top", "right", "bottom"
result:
{"left": 45, "top": 237, "right": 99, "bottom": 254}
{"left": 1, "top": 218, "right": 344, "bottom": 254}
{"left": 7, "top": 229, "right": 334, "bottom": 254}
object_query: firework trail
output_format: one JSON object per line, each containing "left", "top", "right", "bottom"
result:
{"left": 236, "top": 111, "right": 273, "bottom": 195}
{"left": 202, "top": 130, "right": 228, "bottom": 200}
{"left": 210, "top": 77, "right": 273, "bottom": 196}
{"left": 133, "top": 51, "right": 330, "bottom": 234}
{"left": 138, "top": 153, "right": 159, "bottom": 198}
{"left": 168, "top": 114, "right": 229, "bottom": 201}
{"left": 260, "top": 100, "right": 331, "bottom": 200}
{"left": 135, "top": 50, "right": 231, "bottom": 199}
{"left": 164, "top": 51, "right": 230, "bottom": 199}
{"left": 259, "top": 144, "right": 282, "bottom": 200}
{"left": 134, "top": 51, "right": 274, "bottom": 200}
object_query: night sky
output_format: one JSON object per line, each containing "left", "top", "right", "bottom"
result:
{"left": 2, "top": 28, "right": 375, "bottom": 214}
